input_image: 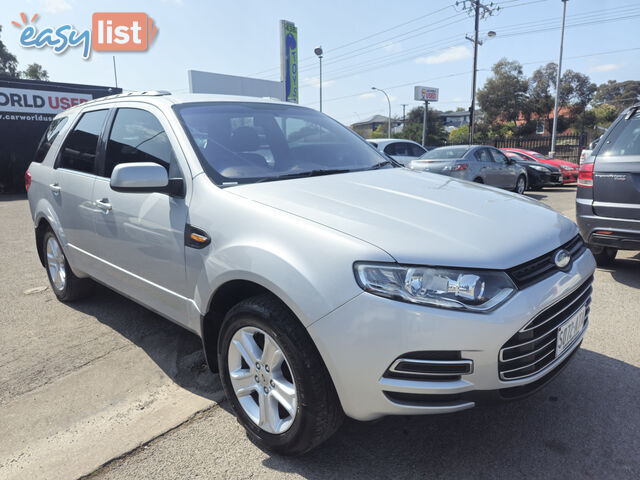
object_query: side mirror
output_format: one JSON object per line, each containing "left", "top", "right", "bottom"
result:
{"left": 110, "top": 162, "right": 182, "bottom": 196}
{"left": 506, "top": 157, "right": 515, "bottom": 164}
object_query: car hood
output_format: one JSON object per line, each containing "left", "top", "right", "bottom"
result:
{"left": 227, "top": 168, "right": 578, "bottom": 269}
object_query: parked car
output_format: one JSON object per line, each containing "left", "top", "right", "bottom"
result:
{"left": 579, "top": 136, "right": 602, "bottom": 165}
{"left": 409, "top": 145, "right": 529, "bottom": 194}
{"left": 502, "top": 148, "right": 579, "bottom": 184}
{"left": 366, "top": 138, "right": 427, "bottom": 165}
{"left": 503, "top": 150, "right": 563, "bottom": 189}
{"left": 26, "top": 92, "right": 596, "bottom": 455}
{"left": 576, "top": 103, "right": 640, "bottom": 266}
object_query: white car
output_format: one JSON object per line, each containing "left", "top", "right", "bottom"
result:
{"left": 366, "top": 138, "right": 427, "bottom": 165}
{"left": 26, "top": 92, "right": 595, "bottom": 455}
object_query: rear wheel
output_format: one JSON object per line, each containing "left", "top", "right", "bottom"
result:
{"left": 218, "top": 294, "right": 343, "bottom": 455}
{"left": 589, "top": 245, "right": 617, "bottom": 267}
{"left": 43, "top": 230, "right": 93, "bottom": 301}
{"left": 473, "top": 177, "right": 484, "bottom": 184}
{"left": 514, "top": 175, "right": 527, "bottom": 194}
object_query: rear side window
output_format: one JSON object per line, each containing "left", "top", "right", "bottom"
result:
{"left": 34, "top": 117, "right": 68, "bottom": 163}
{"left": 409, "top": 143, "right": 426, "bottom": 157}
{"left": 105, "top": 108, "right": 179, "bottom": 178}
{"left": 598, "top": 110, "right": 640, "bottom": 158}
{"left": 59, "top": 110, "right": 108, "bottom": 174}
{"left": 474, "top": 149, "right": 491, "bottom": 162}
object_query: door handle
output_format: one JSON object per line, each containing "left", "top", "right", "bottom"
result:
{"left": 95, "top": 198, "right": 112, "bottom": 213}
{"left": 49, "top": 183, "right": 61, "bottom": 195}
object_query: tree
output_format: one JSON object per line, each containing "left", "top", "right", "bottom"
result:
{"left": 449, "top": 125, "right": 469, "bottom": 144}
{"left": 592, "top": 104, "right": 618, "bottom": 128}
{"left": 370, "top": 124, "right": 387, "bottom": 139}
{"left": 592, "top": 80, "right": 640, "bottom": 111}
{"left": 560, "top": 69, "right": 596, "bottom": 114}
{"left": 0, "top": 26, "right": 19, "bottom": 77}
{"left": 476, "top": 58, "right": 529, "bottom": 125}
{"left": 525, "top": 63, "right": 556, "bottom": 126}
{"left": 396, "top": 106, "right": 446, "bottom": 145}
{"left": 22, "top": 63, "right": 49, "bottom": 81}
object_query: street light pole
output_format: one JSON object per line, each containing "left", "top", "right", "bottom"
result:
{"left": 372, "top": 87, "right": 392, "bottom": 137}
{"left": 314, "top": 46, "right": 324, "bottom": 112}
{"left": 469, "top": 0, "right": 480, "bottom": 144}
{"left": 422, "top": 101, "right": 429, "bottom": 147}
{"left": 550, "top": 0, "right": 568, "bottom": 158}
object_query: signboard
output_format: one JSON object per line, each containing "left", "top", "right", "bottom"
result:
{"left": 280, "top": 20, "right": 298, "bottom": 103}
{"left": 188, "top": 70, "right": 284, "bottom": 100}
{"left": 0, "top": 86, "right": 92, "bottom": 120}
{"left": 414, "top": 86, "right": 439, "bottom": 102}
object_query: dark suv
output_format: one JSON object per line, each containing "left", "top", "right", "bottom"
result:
{"left": 576, "top": 102, "right": 640, "bottom": 265}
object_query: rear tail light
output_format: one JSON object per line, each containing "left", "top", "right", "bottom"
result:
{"left": 451, "top": 163, "right": 468, "bottom": 172}
{"left": 24, "top": 170, "right": 32, "bottom": 191}
{"left": 578, "top": 163, "right": 593, "bottom": 187}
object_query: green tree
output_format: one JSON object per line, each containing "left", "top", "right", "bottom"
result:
{"left": 22, "top": 63, "right": 49, "bottom": 80}
{"left": 370, "top": 124, "right": 387, "bottom": 139}
{"left": 525, "top": 63, "right": 556, "bottom": 126}
{"left": 561, "top": 69, "right": 596, "bottom": 114}
{"left": 592, "top": 80, "right": 640, "bottom": 111}
{"left": 449, "top": 125, "right": 469, "bottom": 144}
{"left": 592, "top": 104, "right": 618, "bottom": 128}
{"left": 0, "top": 26, "right": 19, "bottom": 77}
{"left": 476, "top": 58, "right": 528, "bottom": 124}
{"left": 397, "top": 106, "right": 446, "bottom": 145}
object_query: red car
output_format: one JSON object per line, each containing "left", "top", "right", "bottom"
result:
{"left": 501, "top": 148, "right": 579, "bottom": 184}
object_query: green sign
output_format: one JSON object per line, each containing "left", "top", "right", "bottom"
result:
{"left": 281, "top": 21, "right": 298, "bottom": 103}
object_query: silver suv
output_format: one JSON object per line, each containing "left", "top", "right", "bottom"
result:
{"left": 26, "top": 92, "right": 596, "bottom": 455}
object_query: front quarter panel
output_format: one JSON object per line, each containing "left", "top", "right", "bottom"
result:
{"left": 187, "top": 175, "right": 394, "bottom": 329}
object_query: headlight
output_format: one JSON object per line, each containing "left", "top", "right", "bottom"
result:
{"left": 530, "top": 165, "right": 548, "bottom": 172}
{"left": 559, "top": 165, "right": 574, "bottom": 171}
{"left": 354, "top": 263, "right": 516, "bottom": 312}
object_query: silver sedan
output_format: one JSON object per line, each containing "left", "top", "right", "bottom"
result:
{"left": 409, "top": 145, "right": 528, "bottom": 194}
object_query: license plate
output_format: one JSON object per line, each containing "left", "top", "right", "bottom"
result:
{"left": 556, "top": 306, "right": 586, "bottom": 356}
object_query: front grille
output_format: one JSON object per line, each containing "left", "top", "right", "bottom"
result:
{"left": 507, "top": 234, "right": 585, "bottom": 289}
{"left": 498, "top": 276, "right": 593, "bottom": 381}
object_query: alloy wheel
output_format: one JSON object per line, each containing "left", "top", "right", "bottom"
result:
{"left": 516, "top": 177, "right": 526, "bottom": 194}
{"left": 227, "top": 326, "right": 298, "bottom": 434}
{"left": 46, "top": 236, "right": 66, "bottom": 291}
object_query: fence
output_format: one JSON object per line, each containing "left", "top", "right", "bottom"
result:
{"left": 447, "top": 134, "right": 585, "bottom": 164}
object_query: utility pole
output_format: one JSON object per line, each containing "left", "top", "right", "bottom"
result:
{"left": 112, "top": 56, "right": 118, "bottom": 88}
{"left": 401, "top": 103, "right": 408, "bottom": 130}
{"left": 314, "top": 47, "right": 324, "bottom": 112}
{"left": 550, "top": 0, "right": 568, "bottom": 158}
{"left": 458, "top": 1, "right": 500, "bottom": 144}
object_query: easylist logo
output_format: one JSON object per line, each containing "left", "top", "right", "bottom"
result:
{"left": 13, "top": 12, "right": 158, "bottom": 59}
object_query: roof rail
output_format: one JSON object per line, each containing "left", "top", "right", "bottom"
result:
{"left": 74, "top": 90, "right": 172, "bottom": 109}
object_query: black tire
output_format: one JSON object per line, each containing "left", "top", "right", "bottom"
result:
{"left": 42, "top": 230, "right": 93, "bottom": 302}
{"left": 218, "top": 294, "right": 343, "bottom": 456}
{"left": 514, "top": 175, "right": 527, "bottom": 194}
{"left": 590, "top": 245, "right": 617, "bottom": 267}
{"left": 473, "top": 177, "right": 484, "bottom": 183}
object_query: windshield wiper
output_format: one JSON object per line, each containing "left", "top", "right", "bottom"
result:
{"left": 369, "top": 159, "right": 398, "bottom": 169}
{"left": 256, "top": 168, "right": 353, "bottom": 183}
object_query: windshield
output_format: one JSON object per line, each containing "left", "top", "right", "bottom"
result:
{"left": 419, "top": 146, "right": 469, "bottom": 160}
{"left": 174, "top": 102, "right": 388, "bottom": 185}
{"left": 527, "top": 151, "right": 551, "bottom": 160}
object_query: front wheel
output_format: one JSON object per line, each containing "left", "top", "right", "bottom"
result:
{"left": 514, "top": 175, "right": 527, "bottom": 194}
{"left": 218, "top": 294, "right": 343, "bottom": 455}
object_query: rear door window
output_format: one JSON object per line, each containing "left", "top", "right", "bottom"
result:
{"left": 34, "top": 117, "right": 68, "bottom": 163}
{"left": 58, "top": 110, "right": 109, "bottom": 174}
{"left": 474, "top": 148, "right": 491, "bottom": 162}
{"left": 409, "top": 143, "right": 426, "bottom": 157}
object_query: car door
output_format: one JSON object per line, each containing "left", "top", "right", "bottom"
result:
{"left": 473, "top": 148, "right": 498, "bottom": 184}
{"left": 51, "top": 108, "right": 110, "bottom": 275}
{"left": 489, "top": 148, "right": 515, "bottom": 188}
{"left": 91, "top": 104, "right": 191, "bottom": 321}
{"left": 592, "top": 108, "right": 640, "bottom": 220}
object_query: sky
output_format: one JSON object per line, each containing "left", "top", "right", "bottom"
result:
{"left": 1, "top": 0, "right": 638, "bottom": 126}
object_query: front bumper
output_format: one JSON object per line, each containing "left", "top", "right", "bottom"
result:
{"left": 307, "top": 250, "right": 596, "bottom": 421}
{"left": 561, "top": 171, "right": 578, "bottom": 183}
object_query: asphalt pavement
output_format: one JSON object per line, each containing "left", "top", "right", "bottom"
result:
{"left": 0, "top": 187, "right": 638, "bottom": 480}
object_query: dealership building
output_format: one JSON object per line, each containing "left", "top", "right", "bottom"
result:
{"left": 0, "top": 77, "right": 120, "bottom": 192}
